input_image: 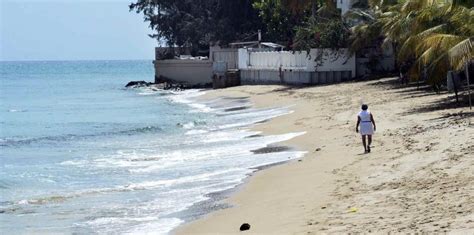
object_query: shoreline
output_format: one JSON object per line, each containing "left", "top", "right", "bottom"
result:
{"left": 174, "top": 77, "right": 474, "bottom": 234}
{"left": 173, "top": 84, "right": 347, "bottom": 234}
{"left": 170, "top": 157, "right": 297, "bottom": 230}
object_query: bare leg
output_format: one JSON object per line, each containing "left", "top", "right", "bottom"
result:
{"left": 368, "top": 135, "right": 372, "bottom": 152}
{"left": 361, "top": 135, "right": 367, "bottom": 152}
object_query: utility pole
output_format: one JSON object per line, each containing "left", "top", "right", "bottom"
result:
{"left": 258, "top": 30, "right": 262, "bottom": 49}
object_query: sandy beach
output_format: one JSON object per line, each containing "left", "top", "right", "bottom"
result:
{"left": 174, "top": 77, "right": 474, "bottom": 234}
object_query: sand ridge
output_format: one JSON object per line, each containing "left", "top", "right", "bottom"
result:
{"left": 175, "top": 77, "right": 473, "bottom": 234}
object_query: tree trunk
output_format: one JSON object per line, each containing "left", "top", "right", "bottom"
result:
{"left": 311, "top": 0, "right": 317, "bottom": 18}
{"left": 467, "top": 61, "right": 472, "bottom": 110}
{"left": 451, "top": 72, "right": 459, "bottom": 106}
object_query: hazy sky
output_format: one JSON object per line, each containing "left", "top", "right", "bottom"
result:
{"left": 0, "top": 0, "right": 157, "bottom": 61}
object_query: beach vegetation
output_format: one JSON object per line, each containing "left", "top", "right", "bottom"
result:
{"left": 346, "top": 0, "right": 473, "bottom": 85}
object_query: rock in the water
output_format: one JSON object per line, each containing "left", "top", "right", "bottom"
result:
{"left": 239, "top": 223, "right": 250, "bottom": 231}
{"left": 125, "top": 81, "right": 152, "bottom": 88}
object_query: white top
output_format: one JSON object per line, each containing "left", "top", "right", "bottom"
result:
{"left": 358, "top": 110, "right": 371, "bottom": 122}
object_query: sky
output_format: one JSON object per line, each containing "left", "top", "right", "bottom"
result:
{"left": 0, "top": 0, "right": 157, "bottom": 61}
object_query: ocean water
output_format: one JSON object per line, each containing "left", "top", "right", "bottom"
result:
{"left": 0, "top": 60, "right": 305, "bottom": 234}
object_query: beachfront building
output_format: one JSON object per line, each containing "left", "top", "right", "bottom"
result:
{"left": 154, "top": 45, "right": 359, "bottom": 86}
{"left": 153, "top": 0, "right": 395, "bottom": 87}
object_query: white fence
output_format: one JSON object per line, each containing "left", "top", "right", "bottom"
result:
{"left": 249, "top": 51, "right": 310, "bottom": 71}
{"left": 210, "top": 47, "right": 238, "bottom": 69}
{"left": 238, "top": 48, "right": 356, "bottom": 78}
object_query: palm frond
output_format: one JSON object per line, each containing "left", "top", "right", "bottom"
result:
{"left": 448, "top": 38, "right": 474, "bottom": 70}
{"left": 421, "top": 34, "right": 465, "bottom": 51}
{"left": 402, "top": 0, "right": 438, "bottom": 13}
{"left": 398, "top": 24, "right": 448, "bottom": 62}
{"left": 343, "top": 8, "right": 376, "bottom": 22}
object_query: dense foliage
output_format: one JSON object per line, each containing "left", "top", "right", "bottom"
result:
{"left": 129, "top": 0, "right": 263, "bottom": 53}
{"left": 252, "top": 0, "right": 304, "bottom": 47}
{"left": 254, "top": 0, "right": 347, "bottom": 50}
{"left": 130, "top": 0, "right": 347, "bottom": 50}
{"left": 292, "top": 0, "right": 348, "bottom": 51}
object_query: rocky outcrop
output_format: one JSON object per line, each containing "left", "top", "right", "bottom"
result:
{"left": 126, "top": 77, "right": 211, "bottom": 91}
{"left": 125, "top": 81, "right": 153, "bottom": 88}
{"left": 125, "top": 80, "right": 187, "bottom": 91}
{"left": 156, "top": 75, "right": 212, "bottom": 89}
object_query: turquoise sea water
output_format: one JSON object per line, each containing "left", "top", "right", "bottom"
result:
{"left": 0, "top": 60, "right": 304, "bottom": 234}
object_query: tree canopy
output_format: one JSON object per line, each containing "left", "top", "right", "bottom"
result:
{"left": 252, "top": 0, "right": 304, "bottom": 47}
{"left": 130, "top": 0, "right": 346, "bottom": 50}
{"left": 129, "top": 0, "right": 263, "bottom": 53}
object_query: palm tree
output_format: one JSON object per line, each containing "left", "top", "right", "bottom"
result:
{"left": 389, "top": 0, "right": 473, "bottom": 84}
{"left": 348, "top": 0, "right": 473, "bottom": 85}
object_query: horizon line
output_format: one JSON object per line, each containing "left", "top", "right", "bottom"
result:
{"left": 0, "top": 59, "right": 154, "bottom": 63}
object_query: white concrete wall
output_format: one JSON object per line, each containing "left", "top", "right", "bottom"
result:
{"left": 309, "top": 49, "right": 356, "bottom": 78}
{"left": 240, "top": 69, "right": 354, "bottom": 85}
{"left": 154, "top": 60, "right": 212, "bottom": 85}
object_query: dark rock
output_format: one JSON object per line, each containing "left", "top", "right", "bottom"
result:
{"left": 127, "top": 78, "right": 211, "bottom": 90}
{"left": 125, "top": 81, "right": 152, "bottom": 88}
{"left": 240, "top": 223, "right": 250, "bottom": 231}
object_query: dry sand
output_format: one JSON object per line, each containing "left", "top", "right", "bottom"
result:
{"left": 174, "top": 77, "right": 474, "bottom": 234}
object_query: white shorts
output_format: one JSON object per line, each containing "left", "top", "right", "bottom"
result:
{"left": 360, "top": 122, "right": 374, "bottom": 135}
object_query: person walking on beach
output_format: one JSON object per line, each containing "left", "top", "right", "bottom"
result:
{"left": 356, "top": 104, "right": 376, "bottom": 153}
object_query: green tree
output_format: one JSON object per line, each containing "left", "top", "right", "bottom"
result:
{"left": 130, "top": 0, "right": 263, "bottom": 54}
{"left": 253, "top": 0, "right": 342, "bottom": 48}
{"left": 291, "top": 0, "right": 346, "bottom": 50}
{"left": 253, "top": 0, "right": 305, "bottom": 47}
{"left": 293, "top": 18, "right": 350, "bottom": 51}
